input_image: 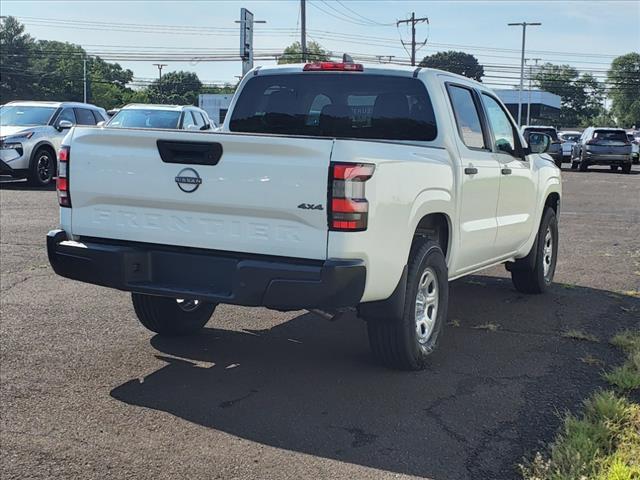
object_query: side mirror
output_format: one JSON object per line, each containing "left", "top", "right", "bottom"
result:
{"left": 96, "top": 121, "right": 105, "bottom": 127}
{"left": 57, "top": 120, "right": 73, "bottom": 131}
{"left": 528, "top": 132, "right": 551, "bottom": 154}
{"left": 200, "top": 123, "right": 210, "bottom": 131}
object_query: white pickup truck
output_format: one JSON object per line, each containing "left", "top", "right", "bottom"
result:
{"left": 47, "top": 62, "right": 561, "bottom": 370}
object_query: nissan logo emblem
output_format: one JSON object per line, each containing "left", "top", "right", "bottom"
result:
{"left": 175, "top": 168, "right": 202, "bottom": 193}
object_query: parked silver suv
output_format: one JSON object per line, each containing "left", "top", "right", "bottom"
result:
{"left": 0, "top": 101, "right": 108, "bottom": 186}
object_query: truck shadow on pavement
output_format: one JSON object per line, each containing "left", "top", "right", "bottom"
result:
{"left": 111, "top": 275, "right": 639, "bottom": 480}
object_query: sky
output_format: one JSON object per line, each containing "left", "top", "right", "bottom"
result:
{"left": 3, "top": 0, "right": 639, "bottom": 89}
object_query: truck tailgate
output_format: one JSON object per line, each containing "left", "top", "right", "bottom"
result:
{"left": 68, "top": 127, "right": 333, "bottom": 260}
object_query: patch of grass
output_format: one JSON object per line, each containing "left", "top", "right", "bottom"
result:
{"left": 581, "top": 354, "right": 603, "bottom": 366}
{"left": 447, "top": 319, "right": 461, "bottom": 327}
{"left": 620, "top": 290, "right": 640, "bottom": 298}
{"left": 606, "top": 331, "right": 640, "bottom": 393}
{"left": 464, "top": 279, "right": 486, "bottom": 286}
{"left": 472, "top": 322, "right": 499, "bottom": 332}
{"left": 562, "top": 329, "right": 599, "bottom": 343}
{"left": 560, "top": 283, "right": 577, "bottom": 290}
{"left": 520, "top": 390, "right": 640, "bottom": 480}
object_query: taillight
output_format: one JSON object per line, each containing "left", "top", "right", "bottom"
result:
{"left": 303, "top": 62, "right": 364, "bottom": 72}
{"left": 329, "top": 162, "right": 375, "bottom": 231}
{"left": 57, "top": 146, "right": 70, "bottom": 207}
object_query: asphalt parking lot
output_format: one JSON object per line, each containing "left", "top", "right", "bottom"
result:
{"left": 1, "top": 165, "right": 639, "bottom": 480}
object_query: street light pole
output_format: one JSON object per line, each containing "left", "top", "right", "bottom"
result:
{"left": 83, "top": 57, "right": 87, "bottom": 103}
{"left": 508, "top": 22, "right": 541, "bottom": 126}
{"left": 152, "top": 63, "right": 167, "bottom": 103}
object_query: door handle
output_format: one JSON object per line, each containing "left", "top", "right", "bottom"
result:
{"left": 501, "top": 168, "right": 512, "bottom": 175}
{"left": 464, "top": 167, "right": 478, "bottom": 175}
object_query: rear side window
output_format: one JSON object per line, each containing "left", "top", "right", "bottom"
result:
{"left": 75, "top": 108, "right": 97, "bottom": 125}
{"left": 230, "top": 73, "right": 437, "bottom": 141}
{"left": 447, "top": 85, "right": 486, "bottom": 149}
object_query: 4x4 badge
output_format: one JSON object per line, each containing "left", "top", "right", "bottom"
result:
{"left": 298, "top": 203, "right": 323, "bottom": 210}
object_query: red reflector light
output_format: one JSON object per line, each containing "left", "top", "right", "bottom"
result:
{"left": 56, "top": 177, "right": 68, "bottom": 191}
{"left": 58, "top": 146, "right": 69, "bottom": 162}
{"left": 303, "top": 62, "right": 364, "bottom": 72}
{"left": 329, "top": 162, "right": 375, "bottom": 232}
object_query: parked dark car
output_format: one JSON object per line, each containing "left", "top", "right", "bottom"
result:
{"left": 571, "top": 127, "right": 633, "bottom": 173}
{"left": 522, "top": 126, "right": 563, "bottom": 167}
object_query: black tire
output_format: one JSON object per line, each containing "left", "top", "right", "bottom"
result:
{"left": 366, "top": 240, "right": 448, "bottom": 370}
{"left": 554, "top": 158, "right": 563, "bottom": 168}
{"left": 131, "top": 293, "right": 215, "bottom": 336}
{"left": 571, "top": 161, "right": 578, "bottom": 170}
{"left": 610, "top": 165, "right": 619, "bottom": 172}
{"left": 579, "top": 155, "right": 589, "bottom": 172}
{"left": 621, "top": 163, "right": 632, "bottom": 174}
{"left": 27, "top": 148, "right": 55, "bottom": 186}
{"left": 511, "top": 208, "right": 558, "bottom": 294}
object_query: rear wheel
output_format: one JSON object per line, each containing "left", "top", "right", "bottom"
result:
{"left": 27, "top": 148, "right": 55, "bottom": 186}
{"left": 510, "top": 208, "right": 558, "bottom": 294}
{"left": 131, "top": 293, "right": 215, "bottom": 336}
{"left": 571, "top": 161, "right": 579, "bottom": 170}
{"left": 366, "top": 240, "right": 448, "bottom": 370}
{"left": 621, "top": 163, "right": 632, "bottom": 174}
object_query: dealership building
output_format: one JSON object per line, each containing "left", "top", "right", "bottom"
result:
{"left": 494, "top": 89, "right": 561, "bottom": 126}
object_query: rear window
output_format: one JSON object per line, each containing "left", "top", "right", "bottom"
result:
{"left": 108, "top": 109, "right": 182, "bottom": 129}
{"left": 592, "top": 130, "right": 628, "bottom": 143}
{"left": 230, "top": 73, "right": 437, "bottom": 141}
{"left": 524, "top": 127, "right": 558, "bottom": 141}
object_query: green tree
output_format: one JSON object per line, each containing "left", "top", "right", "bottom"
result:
{"left": 147, "top": 71, "right": 202, "bottom": 105}
{"left": 419, "top": 51, "right": 484, "bottom": 82}
{"left": 534, "top": 63, "right": 606, "bottom": 127}
{"left": 607, "top": 53, "right": 640, "bottom": 127}
{"left": 277, "top": 41, "right": 330, "bottom": 64}
{"left": 0, "top": 16, "right": 36, "bottom": 101}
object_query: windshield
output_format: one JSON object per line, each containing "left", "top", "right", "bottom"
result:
{"left": 230, "top": 73, "right": 437, "bottom": 141}
{"left": 108, "top": 109, "right": 182, "bottom": 129}
{"left": 524, "top": 127, "right": 558, "bottom": 141}
{"left": 0, "top": 105, "right": 57, "bottom": 127}
{"left": 592, "top": 130, "right": 628, "bottom": 144}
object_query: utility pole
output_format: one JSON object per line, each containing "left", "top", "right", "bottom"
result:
{"left": 83, "top": 57, "right": 87, "bottom": 103}
{"left": 236, "top": 9, "right": 265, "bottom": 76}
{"left": 301, "top": 0, "right": 307, "bottom": 62}
{"left": 397, "top": 12, "right": 429, "bottom": 66}
{"left": 153, "top": 63, "right": 167, "bottom": 103}
{"left": 525, "top": 57, "right": 542, "bottom": 125}
{"left": 508, "top": 21, "right": 541, "bottom": 126}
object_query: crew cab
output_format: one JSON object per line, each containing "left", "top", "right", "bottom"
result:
{"left": 47, "top": 62, "right": 561, "bottom": 370}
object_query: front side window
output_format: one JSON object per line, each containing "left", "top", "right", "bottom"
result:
{"left": 481, "top": 94, "right": 520, "bottom": 157}
{"left": 230, "top": 73, "right": 437, "bottom": 141}
{"left": 0, "top": 105, "right": 57, "bottom": 126}
{"left": 108, "top": 109, "right": 182, "bottom": 129}
{"left": 447, "top": 85, "right": 486, "bottom": 149}
{"left": 57, "top": 108, "right": 76, "bottom": 124}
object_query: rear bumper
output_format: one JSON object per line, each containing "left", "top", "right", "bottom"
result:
{"left": 583, "top": 153, "right": 631, "bottom": 165}
{"left": 46, "top": 230, "right": 366, "bottom": 311}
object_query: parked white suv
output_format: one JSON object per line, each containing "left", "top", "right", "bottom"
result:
{"left": 106, "top": 104, "right": 216, "bottom": 131}
{"left": 47, "top": 63, "right": 561, "bottom": 370}
{"left": 0, "top": 101, "right": 107, "bottom": 185}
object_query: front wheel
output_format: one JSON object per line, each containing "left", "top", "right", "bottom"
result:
{"left": 366, "top": 240, "right": 448, "bottom": 370}
{"left": 131, "top": 293, "right": 216, "bottom": 336}
{"left": 510, "top": 208, "right": 558, "bottom": 294}
{"left": 621, "top": 163, "right": 632, "bottom": 174}
{"left": 27, "top": 148, "right": 55, "bottom": 186}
